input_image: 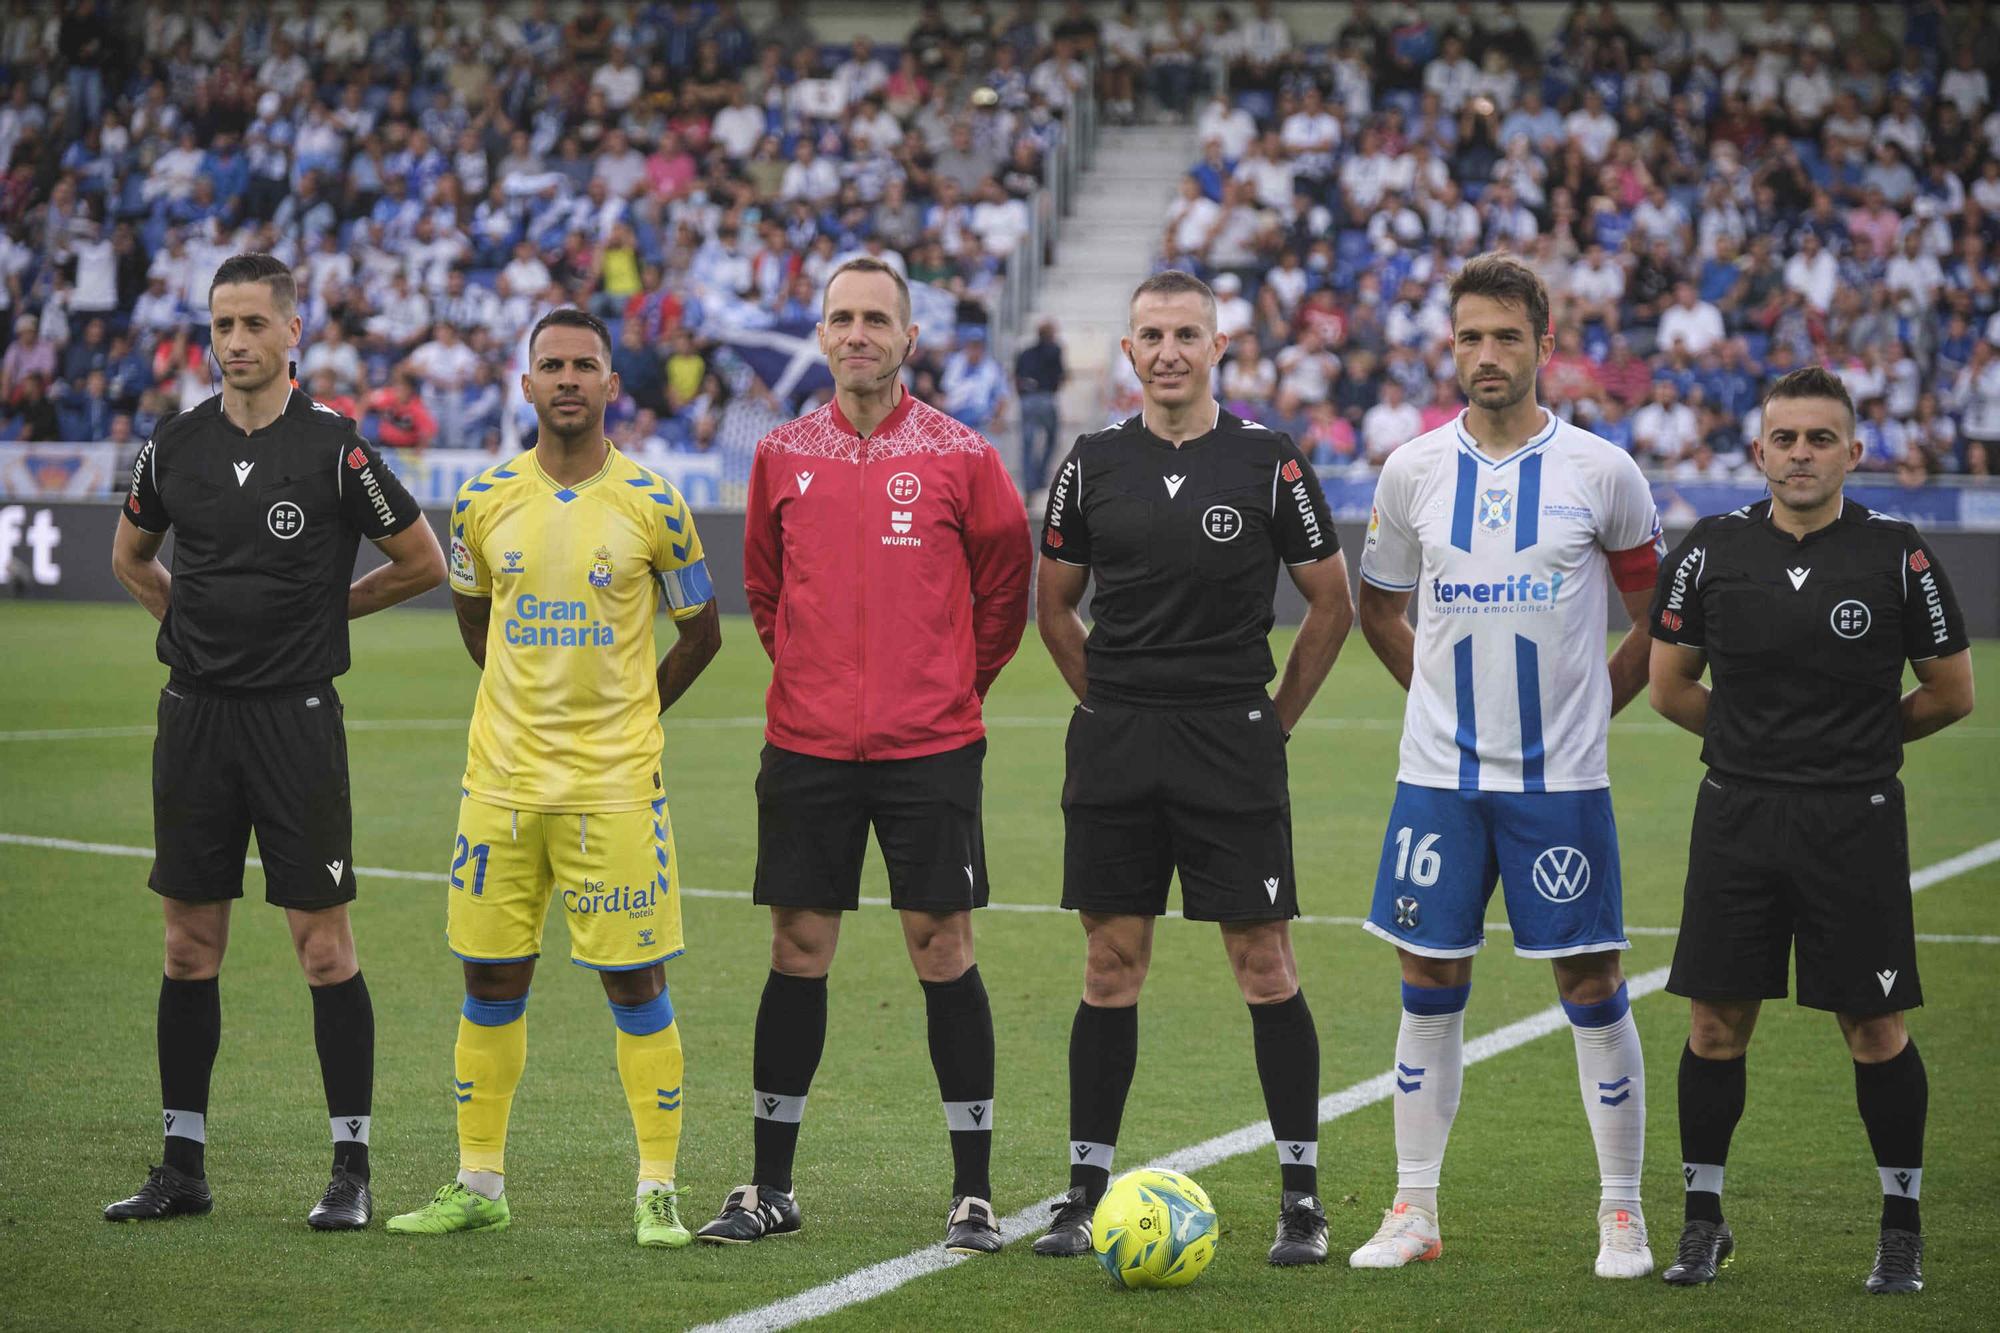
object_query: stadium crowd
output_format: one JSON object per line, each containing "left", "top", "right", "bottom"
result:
{"left": 0, "top": 0, "right": 1090, "bottom": 458}
{"left": 1141, "top": 0, "right": 2000, "bottom": 481}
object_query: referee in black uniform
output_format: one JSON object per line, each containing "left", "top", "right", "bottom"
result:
{"left": 105, "top": 254, "right": 444, "bottom": 1229}
{"left": 1031, "top": 271, "right": 1354, "bottom": 1267}
{"left": 1648, "top": 367, "right": 1974, "bottom": 1294}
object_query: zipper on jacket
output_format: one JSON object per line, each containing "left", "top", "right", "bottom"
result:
{"left": 854, "top": 445, "right": 867, "bottom": 760}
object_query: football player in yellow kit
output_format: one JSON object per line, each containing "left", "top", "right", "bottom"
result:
{"left": 388, "top": 308, "right": 720, "bottom": 1246}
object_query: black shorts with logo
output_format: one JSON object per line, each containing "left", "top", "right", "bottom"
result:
{"left": 1061, "top": 698, "right": 1296, "bottom": 922}
{"left": 1667, "top": 772, "right": 1920, "bottom": 1015}
{"left": 753, "top": 739, "right": 989, "bottom": 913}
{"left": 150, "top": 681, "right": 357, "bottom": 909}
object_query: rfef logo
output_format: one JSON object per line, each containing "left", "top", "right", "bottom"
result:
{"left": 886, "top": 471, "right": 921, "bottom": 504}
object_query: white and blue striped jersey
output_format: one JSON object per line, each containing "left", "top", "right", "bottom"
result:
{"left": 1360, "top": 410, "right": 1662, "bottom": 793}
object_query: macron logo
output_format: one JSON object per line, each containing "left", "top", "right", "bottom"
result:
{"left": 1263, "top": 877, "right": 1280, "bottom": 903}
{"left": 233, "top": 461, "right": 255, "bottom": 487}
{"left": 796, "top": 471, "right": 814, "bottom": 494}
{"left": 325, "top": 859, "right": 345, "bottom": 883}
{"left": 1876, "top": 969, "right": 1898, "bottom": 996}
{"left": 1164, "top": 475, "right": 1186, "bottom": 498}
{"left": 1787, "top": 567, "right": 1810, "bottom": 591}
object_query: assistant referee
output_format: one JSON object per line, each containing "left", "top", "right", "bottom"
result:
{"left": 1649, "top": 367, "right": 1974, "bottom": 1295}
{"left": 105, "top": 254, "right": 445, "bottom": 1230}
{"left": 1032, "top": 270, "right": 1353, "bottom": 1267}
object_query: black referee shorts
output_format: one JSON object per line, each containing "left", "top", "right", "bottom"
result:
{"left": 150, "top": 682, "right": 357, "bottom": 909}
{"left": 1061, "top": 698, "right": 1296, "bottom": 922}
{"left": 753, "top": 740, "right": 989, "bottom": 913}
{"left": 1667, "top": 772, "right": 1920, "bottom": 1015}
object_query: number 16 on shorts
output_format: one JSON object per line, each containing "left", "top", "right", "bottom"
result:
{"left": 1364, "top": 782, "right": 1630, "bottom": 960}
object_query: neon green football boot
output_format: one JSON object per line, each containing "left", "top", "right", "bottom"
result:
{"left": 636, "top": 1186, "right": 692, "bottom": 1248}
{"left": 386, "top": 1183, "right": 511, "bottom": 1235}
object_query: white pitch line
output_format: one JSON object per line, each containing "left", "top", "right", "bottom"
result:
{"left": 3, "top": 833, "right": 1996, "bottom": 947}
{"left": 688, "top": 965, "right": 1671, "bottom": 1333}
{"left": 685, "top": 834, "right": 2000, "bottom": 1333}
{"left": 7, "top": 715, "right": 1997, "bottom": 743}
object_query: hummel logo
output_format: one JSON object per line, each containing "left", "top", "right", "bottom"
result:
{"left": 1164, "top": 474, "right": 1186, "bottom": 498}
{"left": 969, "top": 1104, "right": 986, "bottom": 1125}
{"left": 1876, "top": 969, "right": 1898, "bottom": 995}
{"left": 1263, "top": 876, "right": 1280, "bottom": 903}
{"left": 796, "top": 471, "right": 815, "bottom": 494}
{"left": 233, "top": 460, "right": 255, "bottom": 486}
{"left": 325, "top": 859, "right": 345, "bottom": 882}
{"left": 346, "top": 1118, "right": 362, "bottom": 1135}
{"left": 1895, "top": 1170, "right": 1912, "bottom": 1194}
{"left": 1787, "top": 566, "right": 1810, "bottom": 590}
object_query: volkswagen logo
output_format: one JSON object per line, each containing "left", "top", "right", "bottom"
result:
{"left": 1531, "top": 846, "right": 1591, "bottom": 902}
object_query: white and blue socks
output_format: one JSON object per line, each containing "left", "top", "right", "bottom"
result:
{"left": 1565, "top": 981, "right": 1646, "bottom": 1216}
{"left": 1392, "top": 981, "right": 1469, "bottom": 1214}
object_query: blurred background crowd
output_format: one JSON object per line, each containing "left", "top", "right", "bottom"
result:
{"left": 0, "top": 1, "right": 1997, "bottom": 493}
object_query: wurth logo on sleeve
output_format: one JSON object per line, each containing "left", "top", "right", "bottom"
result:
{"left": 346, "top": 446, "right": 368, "bottom": 470}
{"left": 1909, "top": 549, "right": 1930, "bottom": 573}
{"left": 1280, "top": 458, "right": 1303, "bottom": 483}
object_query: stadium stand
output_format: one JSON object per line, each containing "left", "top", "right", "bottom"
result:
{"left": 0, "top": 0, "right": 1095, "bottom": 498}
{"left": 1, "top": 1, "right": 1997, "bottom": 496}
{"left": 1141, "top": 0, "right": 1999, "bottom": 481}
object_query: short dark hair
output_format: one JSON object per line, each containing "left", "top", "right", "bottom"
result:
{"left": 1128, "top": 269, "right": 1217, "bottom": 330}
{"left": 1760, "top": 365, "right": 1856, "bottom": 432}
{"left": 1448, "top": 253, "right": 1550, "bottom": 341}
{"left": 822, "top": 257, "right": 911, "bottom": 325}
{"left": 208, "top": 252, "right": 297, "bottom": 317}
{"left": 527, "top": 306, "right": 612, "bottom": 360}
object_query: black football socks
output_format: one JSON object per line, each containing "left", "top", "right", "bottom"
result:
{"left": 1855, "top": 1039, "right": 1927, "bottom": 1233}
{"left": 158, "top": 975, "right": 221, "bottom": 1178}
{"left": 1250, "top": 990, "right": 1321, "bottom": 1196}
{"left": 751, "top": 970, "right": 829, "bottom": 1194}
{"left": 310, "top": 971, "right": 375, "bottom": 1179}
{"left": 1678, "top": 1044, "right": 1746, "bottom": 1224}
{"left": 1066, "top": 1000, "right": 1138, "bottom": 1202}
{"left": 922, "top": 965, "right": 996, "bottom": 1200}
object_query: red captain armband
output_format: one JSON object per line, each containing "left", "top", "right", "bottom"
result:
{"left": 1606, "top": 540, "right": 1661, "bottom": 593}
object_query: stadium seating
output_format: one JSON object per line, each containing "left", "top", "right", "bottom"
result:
{"left": 0, "top": 0, "right": 1089, "bottom": 474}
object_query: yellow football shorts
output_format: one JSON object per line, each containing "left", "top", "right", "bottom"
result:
{"left": 446, "top": 793, "right": 684, "bottom": 971}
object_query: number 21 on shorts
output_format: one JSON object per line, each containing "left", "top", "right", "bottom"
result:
{"left": 450, "top": 835, "right": 491, "bottom": 896}
{"left": 1392, "top": 826, "right": 1442, "bottom": 887}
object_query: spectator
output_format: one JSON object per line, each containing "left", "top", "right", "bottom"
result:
{"left": 1360, "top": 378, "right": 1421, "bottom": 463}
{"left": 1658, "top": 282, "right": 1727, "bottom": 356}
{"left": 1632, "top": 378, "right": 1700, "bottom": 463}
{"left": 940, "top": 328, "right": 1008, "bottom": 432}
{"left": 1014, "top": 319, "right": 1065, "bottom": 489}
{"left": 365, "top": 370, "right": 439, "bottom": 449}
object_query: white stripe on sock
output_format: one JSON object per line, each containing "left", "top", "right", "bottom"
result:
{"left": 1276, "top": 1140, "right": 1318, "bottom": 1167}
{"left": 752, "top": 1090, "right": 808, "bottom": 1123}
{"left": 1683, "top": 1162, "right": 1725, "bottom": 1195}
{"left": 942, "top": 1099, "right": 993, "bottom": 1132}
{"left": 1880, "top": 1165, "right": 1922, "bottom": 1200}
{"left": 163, "top": 1109, "right": 206, "bottom": 1142}
{"left": 1069, "top": 1140, "right": 1113, "bottom": 1170}
{"left": 331, "top": 1114, "right": 370, "bottom": 1145}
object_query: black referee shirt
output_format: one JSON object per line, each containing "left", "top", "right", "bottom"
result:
{"left": 124, "top": 390, "right": 424, "bottom": 692}
{"left": 1649, "top": 498, "right": 1969, "bottom": 785}
{"left": 1040, "top": 408, "right": 1338, "bottom": 707}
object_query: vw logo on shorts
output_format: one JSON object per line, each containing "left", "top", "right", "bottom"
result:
{"left": 886, "top": 471, "right": 922, "bottom": 504}
{"left": 1830, "top": 599, "right": 1872, "bottom": 639}
{"left": 267, "top": 500, "right": 306, "bottom": 539}
{"left": 1202, "top": 505, "right": 1242, "bottom": 542}
{"left": 1531, "top": 846, "right": 1591, "bottom": 902}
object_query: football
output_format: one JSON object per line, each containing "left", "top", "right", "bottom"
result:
{"left": 1090, "top": 1169, "right": 1220, "bottom": 1289}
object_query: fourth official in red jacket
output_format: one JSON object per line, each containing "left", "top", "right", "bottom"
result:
{"left": 696, "top": 257, "right": 1032, "bottom": 1255}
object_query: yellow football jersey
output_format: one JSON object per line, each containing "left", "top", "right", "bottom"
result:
{"left": 448, "top": 444, "right": 713, "bottom": 813}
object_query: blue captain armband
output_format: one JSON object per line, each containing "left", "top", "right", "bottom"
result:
{"left": 660, "top": 559, "right": 713, "bottom": 614}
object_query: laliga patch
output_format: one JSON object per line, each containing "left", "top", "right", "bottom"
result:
{"left": 588, "top": 544, "right": 614, "bottom": 589}
{"left": 450, "top": 536, "right": 474, "bottom": 584}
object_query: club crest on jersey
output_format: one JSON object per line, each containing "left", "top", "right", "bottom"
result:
{"left": 1476, "top": 488, "right": 1513, "bottom": 532}
{"left": 1202, "top": 505, "right": 1242, "bottom": 542}
{"left": 588, "top": 545, "right": 613, "bottom": 589}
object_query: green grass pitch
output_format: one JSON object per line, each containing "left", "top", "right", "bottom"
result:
{"left": 0, "top": 601, "right": 1994, "bottom": 1331}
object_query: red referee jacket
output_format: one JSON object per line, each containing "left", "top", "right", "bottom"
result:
{"left": 744, "top": 391, "right": 1032, "bottom": 761}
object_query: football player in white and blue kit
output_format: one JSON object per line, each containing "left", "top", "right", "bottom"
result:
{"left": 1348, "top": 256, "right": 1666, "bottom": 1279}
